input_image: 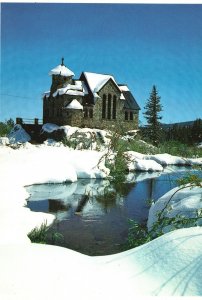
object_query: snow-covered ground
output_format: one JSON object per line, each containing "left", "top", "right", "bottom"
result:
{"left": 147, "top": 184, "right": 202, "bottom": 231}
{"left": 0, "top": 130, "right": 202, "bottom": 297}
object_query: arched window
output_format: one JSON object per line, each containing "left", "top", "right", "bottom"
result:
{"left": 52, "top": 101, "right": 55, "bottom": 116}
{"left": 113, "top": 95, "right": 116, "bottom": 120}
{"left": 102, "top": 94, "right": 106, "bottom": 119}
{"left": 89, "top": 108, "right": 93, "bottom": 118}
{"left": 84, "top": 108, "right": 88, "bottom": 118}
{"left": 107, "top": 94, "right": 111, "bottom": 120}
{"left": 125, "top": 111, "right": 128, "bottom": 120}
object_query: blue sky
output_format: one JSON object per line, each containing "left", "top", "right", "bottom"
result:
{"left": 1, "top": 3, "right": 202, "bottom": 124}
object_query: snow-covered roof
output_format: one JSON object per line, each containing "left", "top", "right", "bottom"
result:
{"left": 83, "top": 72, "right": 121, "bottom": 94}
{"left": 65, "top": 99, "right": 83, "bottom": 110}
{"left": 43, "top": 91, "right": 50, "bottom": 98}
{"left": 119, "top": 85, "right": 130, "bottom": 92}
{"left": 52, "top": 81, "right": 87, "bottom": 98}
{"left": 49, "top": 64, "right": 75, "bottom": 77}
{"left": 65, "top": 90, "right": 85, "bottom": 96}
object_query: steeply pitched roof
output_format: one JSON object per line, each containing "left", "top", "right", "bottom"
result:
{"left": 65, "top": 99, "right": 83, "bottom": 110}
{"left": 122, "top": 90, "right": 141, "bottom": 111}
{"left": 82, "top": 72, "right": 121, "bottom": 95}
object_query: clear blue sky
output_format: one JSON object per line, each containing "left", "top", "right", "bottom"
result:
{"left": 1, "top": 3, "right": 202, "bottom": 124}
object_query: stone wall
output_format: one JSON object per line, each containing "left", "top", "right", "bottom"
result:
{"left": 43, "top": 78, "right": 139, "bottom": 132}
{"left": 81, "top": 80, "right": 139, "bottom": 132}
{"left": 43, "top": 94, "right": 83, "bottom": 126}
{"left": 50, "top": 75, "right": 73, "bottom": 94}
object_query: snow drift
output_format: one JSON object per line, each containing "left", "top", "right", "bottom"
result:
{"left": 0, "top": 139, "right": 202, "bottom": 297}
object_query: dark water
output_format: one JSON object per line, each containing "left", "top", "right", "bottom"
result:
{"left": 26, "top": 166, "right": 200, "bottom": 255}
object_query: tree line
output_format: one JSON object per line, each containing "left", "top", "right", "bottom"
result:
{"left": 141, "top": 85, "right": 202, "bottom": 146}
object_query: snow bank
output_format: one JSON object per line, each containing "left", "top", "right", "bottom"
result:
{"left": 0, "top": 227, "right": 202, "bottom": 298}
{"left": 0, "top": 136, "right": 9, "bottom": 145}
{"left": 128, "top": 158, "right": 163, "bottom": 172}
{"left": 0, "top": 145, "right": 109, "bottom": 244}
{"left": 124, "top": 151, "right": 163, "bottom": 172}
{"left": 147, "top": 153, "right": 202, "bottom": 166}
{"left": 124, "top": 150, "right": 202, "bottom": 172}
{"left": 1, "top": 144, "right": 202, "bottom": 297}
{"left": 1, "top": 145, "right": 109, "bottom": 185}
{"left": 147, "top": 184, "right": 202, "bottom": 231}
{"left": 8, "top": 124, "right": 31, "bottom": 144}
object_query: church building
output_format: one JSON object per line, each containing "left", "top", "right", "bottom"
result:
{"left": 43, "top": 59, "right": 140, "bottom": 131}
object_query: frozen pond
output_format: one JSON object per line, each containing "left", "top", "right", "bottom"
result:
{"left": 26, "top": 166, "right": 200, "bottom": 255}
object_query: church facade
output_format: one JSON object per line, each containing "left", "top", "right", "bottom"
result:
{"left": 43, "top": 59, "right": 140, "bottom": 131}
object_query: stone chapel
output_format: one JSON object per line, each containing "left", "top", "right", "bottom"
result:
{"left": 43, "top": 59, "right": 140, "bottom": 131}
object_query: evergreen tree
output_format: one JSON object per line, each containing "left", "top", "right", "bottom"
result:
{"left": 143, "top": 85, "right": 163, "bottom": 145}
{"left": 0, "top": 118, "right": 15, "bottom": 137}
{"left": 191, "top": 118, "right": 202, "bottom": 144}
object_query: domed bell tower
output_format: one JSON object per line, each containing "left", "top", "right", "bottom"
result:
{"left": 49, "top": 58, "right": 75, "bottom": 95}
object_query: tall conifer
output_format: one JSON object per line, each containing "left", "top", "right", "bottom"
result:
{"left": 143, "top": 85, "right": 163, "bottom": 145}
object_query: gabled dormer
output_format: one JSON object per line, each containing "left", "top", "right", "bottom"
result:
{"left": 49, "top": 58, "right": 75, "bottom": 95}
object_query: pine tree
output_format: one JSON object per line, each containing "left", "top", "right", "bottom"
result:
{"left": 191, "top": 118, "right": 202, "bottom": 144}
{"left": 143, "top": 85, "right": 163, "bottom": 145}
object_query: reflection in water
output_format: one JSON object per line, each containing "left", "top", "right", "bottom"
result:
{"left": 26, "top": 167, "right": 200, "bottom": 255}
{"left": 48, "top": 200, "right": 70, "bottom": 213}
{"left": 75, "top": 195, "right": 90, "bottom": 214}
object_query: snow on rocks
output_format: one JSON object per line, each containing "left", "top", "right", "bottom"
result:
{"left": 124, "top": 151, "right": 202, "bottom": 172}
{"left": 147, "top": 184, "right": 202, "bottom": 231}
{"left": 146, "top": 153, "right": 202, "bottom": 166}
{"left": 40, "top": 123, "right": 111, "bottom": 150}
{"left": 8, "top": 124, "right": 31, "bottom": 144}
{"left": 43, "top": 139, "right": 64, "bottom": 147}
{"left": 41, "top": 123, "right": 60, "bottom": 133}
{"left": 0, "top": 136, "right": 9, "bottom": 146}
{"left": 124, "top": 151, "right": 163, "bottom": 172}
{"left": 124, "top": 151, "right": 146, "bottom": 160}
{"left": 128, "top": 158, "right": 163, "bottom": 172}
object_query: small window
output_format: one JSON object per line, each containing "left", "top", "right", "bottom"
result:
{"left": 130, "top": 111, "right": 133, "bottom": 121}
{"left": 125, "top": 111, "right": 128, "bottom": 120}
{"left": 113, "top": 95, "right": 116, "bottom": 120}
{"left": 102, "top": 94, "right": 106, "bottom": 119}
{"left": 89, "top": 108, "right": 93, "bottom": 118}
{"left": 107, "top": 94, "right": 111, "bottom": 120}
{"left": 84, "top": 108, "right": 88, "bottom": 118}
